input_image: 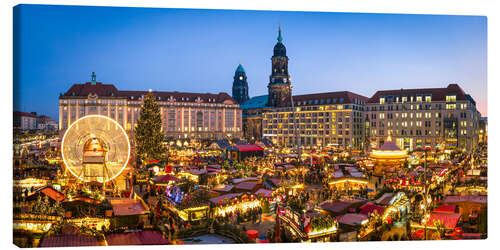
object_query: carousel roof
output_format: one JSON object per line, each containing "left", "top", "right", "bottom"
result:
{"left": 379, "top": 141, "right": 402, "bottom": 151}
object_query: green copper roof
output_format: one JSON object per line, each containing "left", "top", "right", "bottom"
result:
{"left": 277, "top": 25, "right": 283, "bottom": 43}
{"left": 91, "top": 72, "right": 96, "bottom": 85}
{"left": 236, "top": 64, "right": 245, "bottom": 73}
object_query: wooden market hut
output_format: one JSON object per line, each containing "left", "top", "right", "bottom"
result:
{"left": 229, "top": 144, "right": 264, "bottom": 161}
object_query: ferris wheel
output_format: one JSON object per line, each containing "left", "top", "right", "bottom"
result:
{"left": 61, "top": 115, "right": 131, "bottom": 183}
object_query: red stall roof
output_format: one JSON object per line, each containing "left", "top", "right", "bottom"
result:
{"left": 153, "top": 174, "right": 180, "bottom": 183}
{"left": 106, "top": 230, "right": 170, "bottom": 245}
{"left": 433, "top": 204, "right": 457, "bottom": 213}
{"left": 40, "top": 235, "right": 100, "bottom": 247}
{"left": 359, "top": 202, "right": 385, "bottom": 215}
{"left": 234, "top": 144, "right": 264, "bottom": 152}
{"left": 427, "top": 212, "right": 461, "bottom": 229}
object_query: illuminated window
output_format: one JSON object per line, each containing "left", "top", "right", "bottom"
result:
{"left": 379, "top": 97, "right": 385, "bottom": 104}
{"left": 425, "top": 96, "right": 431, "bottom": 102}
{"left": 416, "top": 96, "right": 422, "bottom": 102}
{"left": 446, "top": 95, "right": 457, "bottom": 102}
{"left": 446, "top": 104, "right": 456, "bottom": 110}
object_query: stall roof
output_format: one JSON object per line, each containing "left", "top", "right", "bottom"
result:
{"left": 443, "top": 195, "right": 487, "bottom": 204}
{"left": 106, "top": 230, "right": 170, "bottom": 245}
{"left": 321, "top": 200, "right": 362, "bottom": 214}
{"left": 433, "top": 204, "right": 457, "bottom": 213}
{"left": 40, "top": 235, "right": 100, "bottom": 247}
{"left": 232, "top": 177, "right": 260, "bottom": 184}
{"left": 235, "top": 181, "right": 259, "bottom": 191}
{"left": 209, "top": 193, "right": 242, "bottom": 204}
{"left": 153, "top": 174, "right": 180, "bottom": 183}
{"left": 268, "top": 178, "right": 283, "bottom": 187}
{"left": 359, "top": 202, "right": 385, "bottom": 215}
{"left": 375, "top": 193, "right": 395, "bottom": 206}
{"left": 254, "top": 188, "right": 273, "bottom": 197}
{"left": 427, "top": 212, "right": 461, "bottom": 229}
{"left": 27, "top": 185, "right": 65, "bottom": 202}
{"left": 212, "top": 184, "right": 234, "bottom": 193}
{"left": 337, "top": 213, "right": 368, "bottom": 226}
{"left": 233, "top": 144, "right": 264, "bottom": 152}
{"left": 110, "top": 198, "right": 149, "bottom": 216}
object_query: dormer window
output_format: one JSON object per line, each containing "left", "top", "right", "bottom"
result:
{"left": 446, "top": 95, "right": 457, "bottom": 102}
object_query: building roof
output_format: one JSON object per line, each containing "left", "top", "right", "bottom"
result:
{"left": 241, "top": 95, "right": 269, "bottom": 110}
{"left": 367, "top": 84, "right": 469, "bottom": 103}
{"left": 236, "top": 64, "right": 245, "bottom": 73}
{"left": 61, "top": 82, "right": 236, "bottom": 104}
{"left": 106, "top": 230, "right": 170, "bottom": 245}
{"left": 13, "top": 111, "right": 38, "bottom": 118}
{"left": 279, "top": 91, "right": 369, "bottom": 107}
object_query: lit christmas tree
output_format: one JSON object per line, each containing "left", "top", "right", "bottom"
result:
{"left": 135, "top": 92, "right": 166, "bottom": 165}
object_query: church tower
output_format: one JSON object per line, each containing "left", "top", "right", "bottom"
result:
{"left": 232, "top": 63, "right": 249, "bottom": 104}
{"left": 268, "top": 25, "right": 291, "bottom": 107}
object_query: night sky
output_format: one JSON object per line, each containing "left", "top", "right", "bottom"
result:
{"left": 13, "top": 4, "right": 487, "bottom": 120}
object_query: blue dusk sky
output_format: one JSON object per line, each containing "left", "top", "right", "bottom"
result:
{"left": 14, "top": 4, "right": 487, "bottom": 119}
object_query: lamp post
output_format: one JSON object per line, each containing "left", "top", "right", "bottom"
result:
{"left": 289, "top": 84, "right": 301, "bottom": 165}
{"left": 415, "top": 146, "right": 436, "bottom": 240}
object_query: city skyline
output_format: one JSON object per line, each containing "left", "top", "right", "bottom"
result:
{"left": 14, "top": 4, "right": 487, "bottom": 120}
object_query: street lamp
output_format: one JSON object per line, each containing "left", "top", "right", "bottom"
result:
{"left": 415, "top": 145, "right": 437, "bottom": 240}
{"left": 289, "top": 84, "right": 301, "bottom": 165}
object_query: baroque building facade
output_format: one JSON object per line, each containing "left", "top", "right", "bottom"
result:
{"left": 59, "top": 73, "right": 242, "bottom": 140}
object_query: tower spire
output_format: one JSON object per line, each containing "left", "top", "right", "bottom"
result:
{"left": 91, "top": 72, "right": 96, "bottom": 85}
{"left": 277, "top": 24, "right": 283, "bottom": 43}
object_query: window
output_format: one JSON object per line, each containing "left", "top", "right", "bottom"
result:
{"left": 425, "top": 96, "right": 431, "bottom": 102}
{"left": 446, "top": 95, "right": 457, "bottom": 102}
{"left": 379, "top": 97, "right": 385, "bottom": 104}
{"left": 416, "top": 96, "right": 422, "bottom": 102}
{"left": 446, "top": 104, "right": 456, "bottom": 110}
